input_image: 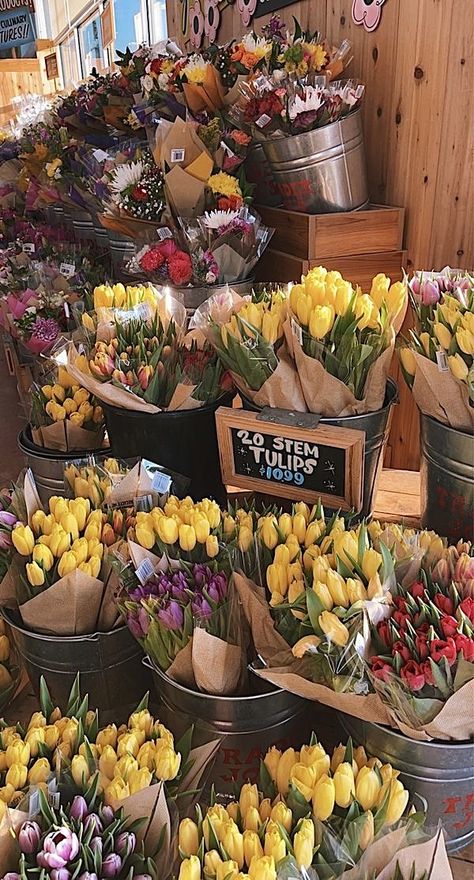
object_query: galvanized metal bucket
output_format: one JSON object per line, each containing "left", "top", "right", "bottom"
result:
{"left": 145, "top": 658, "right": 313, "bottom": 797}
{"left": 245, "top": 143, "right": 282, "bottom": 208}
{"left": 262, "top": 110, "right": 369, "bottom": 214}
{"left": 243, "top": 379, "right": 398, "bottom": 517}
{"left": 108, "top": 232, "right": 136, "bottom": 268}
{"left": 18, "top": 426, "right": 109, "bottom": 506}
{"left": 92, "top": 214, "right": 110, "bottom": 248}
{"left": 3, "top": 609, "right": 151, "bottom": 720}
{"left": 420, "top": 414, "right": 473, "bottom": 542}
{"left": 153, "top": 279, "right": 255, "bottom": 318}
{"left": 71, "top": 210, "right": 95, "bottom": 242}
{"left": 339, "top": 713, "right": 474, "bottom": 853}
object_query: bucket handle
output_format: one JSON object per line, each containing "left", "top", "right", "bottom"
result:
{"left": 142, "top": 656, "right": 155, "bottom": 672}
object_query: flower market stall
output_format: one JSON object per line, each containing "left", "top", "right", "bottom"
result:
{"left": 0, "top": 0, "right": 471, "bottom": 877}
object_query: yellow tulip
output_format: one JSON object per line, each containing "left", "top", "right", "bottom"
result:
{"left": 6, "top": 739, "right": 30, "bottom": 767}
{"left": 57, "top": 551, "right": 78, "bottom": 578}
{"left": 319, "top": 611, "right": 350, "bottom": 647}
{"left": 361, "top": 548, "right": 382, "bottom": 580}
{"left": 359, "top": 810, "right": 375, "bottom": 850}
{"left": 105, "top": 777, "right": 130, "bottom": 804}
{"left": 25, "top": 726, "right": 45, "bottom": 757}
{"left": 71, "top": 754, "right": 90, "bottom": 787}
{"left": 346, "top": 578, "right": 367, "bottom": 604}
{"left": 96, "top": 723, "right": 118, "bottom": 750}
{"left": 264, "top": 824, "right": 286, "bottom": 862}
{"left": 399, "top": 347, "right": 416, "bottom": 377}
{"left": 291, "top": 513, "right": 307, "bottom": 545}
{"left": 285, "top": 534, "right": 301, "bottom": 562}
{"left": 367, "top": 572, "right": 384, "bottom": 599}
{"left": 370, "top": 273, "right": 390, "bottom": 307}
{"left": 222, "top": 822, "right": 245, "bottom": 869}
{"left": 179, "top": 524, "right": 196, "bottom": 552}
{"left": 294, "top": 818, "right": 314, "bottom": 869}
{"left": 240, "top": 782, "right": 259, "bottom": 816}
{"left": 41, "top": 384, "right": 53, "bottom": 400}
{"left": 269, "top": 801, "right": 292, "bottom": 832}
{"left": 290, "top": 762, "right": 317, "bottom": 800}
{"left": 238, "top": 525, "right": 253, "bottom": 552}
{"left": 385, "top": 778, "right": 409, "bottom": 824}
{"left": 204, "top": 850, "right": 223, "bottom": 876}
{"left": 312, "top": 774, "right": 335, "bottom": 821}
{"left": 216, "top": 862, "right": 239, "bottom": 880}
{"left": 456, "top": 327, "right": 474, "bottom": 355}
{"left": 116, "top": 731, "right": 140, "bottom": 758}
{"left": 128, "top": 767, "right": 152, "bottom": 794}
{"left": 206, "top": 534, "right": 219, "bottom": 558}
{"left": 135, "top": 522, "right": 155, "bottom": 550}
{"left": 355, "top": 765, "right": 381, "bottom": 811}
{"left": 266, "top": 563, "right": 288, "bottom": 597}
{"left": 26, "top": 562, "right": 45, "bottom": 588}
{"left": 334, "top": 281, "right": 353, "bottom": 315}
{"left": 309, "top": 305, "right": 334, "bottom": 339}
{"left": 243, "top": 806, "right": 260, "bottom": 833}
{"left": 334, "top": 762, "right": 355, "bottom": 808}
{"left": 354, "top": 745, "right": 368, "bottom": 769}
{"left": 292, "top": 635, "right": 321, "bottom": 659}
{"left": 99, "top": 745, "right": 118, "bottom": 779}
{"left": 179, "top": 818, "right": 200, "bottom": 857}
{"left": 263, "top": 746, "right": 281, "bottom": 782}
{"left": 259, "top": 798, "right": 272, "bottom": 822}
{"left": 32, "top": 543, "right": 54, "bottom": 572}
{"left": 28, "top": 757, "right": 51, "bottom": 785}
{"left": 355, "top": 294, "right": 378, "bottom": 330}
{"left": 433, "top": 322, "right": 452, "bottom": 350}
{"left": 295, "top": 293, "right": 312, "bottom": 327}
{"left": 154, "top": 745, "right": 181, "bottom": 780}
{"left": 325, "top": 570, "right": 349, "bottom": 607}
{"left": 12, "top": 525, "right": 35, "bottom": 556}
{"left": 385, "top": 281, "right": 406, "bottom": 318}
{"left": 5, "top": 763, "right": 27, "bottom": 789}
{"left": 244, "top": 829, "right": 263, "bottom": 865}
{"left": 448, "top": 353, "right": 469, "bottom": 381}
{"left": 248, "top": 855, "right": 276, "bottom": 880}
{"left": 278, "top": 513, "right": 293, "bottom": 538}
{"left": 276, "top": 747, "right": 299, "bottom": 796}
{"left": 260, "top": 517, "right": 279, "bottom": 550}
{"left": 333, "top": 531, "right": 358, "bottom": 567}
{"left": 49, "top": 529, "right": 71, "bottom": 558}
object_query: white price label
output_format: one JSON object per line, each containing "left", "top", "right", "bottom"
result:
{"left": 22, "top": 242, "right": 35, "bottom": 254}
{"left": 135, "top": 558, "right": 155, "bottom": 586}
{"left": 436, "top": 350, "right": 449, "bottom": 372}
{"left": 170, "top": 148, "right": 185, "bottom": 163}
{"left": 29, "top": 789, "right": 40, "bottom": 817}
{"left": 64, "top": 301, "right": 70, "bottom": 319}
{"left": 116, "top": 302, "right": 151, "bottom": 324}
{"left": 291, "top": 317, "right": 303, "bottom": 346}
{"left": 60, "top": 262, "right": 76, "bottom": 278}
{"left": 157, "top": 226, "right": 172, "bottom": 241}
{"left": 255, "top": 113, "right": 271, "bottom": 128}
{"left": 93, "top": 149, "right": 110, "bottom": 162}
{"left": 152, "top": 471, "right": 172, "bottom": 494}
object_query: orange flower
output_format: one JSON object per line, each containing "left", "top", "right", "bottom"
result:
{"left": 241, "top": 52, "right": 259, "bottom": 69}
{"left": 231, "top": 47, "right": 243, "bottom": 62}
{"left": 231, "top": 129, "right": 251, "bottom": 146}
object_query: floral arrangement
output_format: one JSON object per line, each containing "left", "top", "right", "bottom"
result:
{"left": 129, "top": 495, "right": 225, "bottom": 563}
{"left": 0, "top": 490, "right": 21, "bottom": 580}
{"left": 30, "top": 366, "right": 105, "bottom": 451}
{"left": 64, "top": 457, "right": 131, "bottom": 506}
{"left": 177, "top": 736, "right": 415, "bottom": 879}
{"left": 136, "top": 239, "right": 193, "bottom": 286}
{"left": 0, "top": 618, "right": 20, "bottom": 715}
{"left": 369, "top": 575, "right": 474, "bottom": 729}
{"left": 288, "top": 268, "right": 407, "bottom": 415}
{"left": 109, "top": 154, "right": 167, "bottom": 222}
{"left": 398, "top": 267, "right": 473, "bottom": 430}
{"left": 91, "top": 282, "right": 159, "bottom": 313}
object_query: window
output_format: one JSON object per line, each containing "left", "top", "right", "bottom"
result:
{"left": 113, "top": 0, "right": 148, "bottom": 53}
{"left": 79, "top": 14, "right": 106, "bottom": 76}
{"left": 60, "top": 34, "right": 80, "bottom": 89}
{"left": 150, "top": 0, "right": 168, "bottom": 43}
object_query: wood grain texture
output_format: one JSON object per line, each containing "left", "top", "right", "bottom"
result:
{"left": 0, "top": 60, "right": 44, "bottom": 126}
{"left": 256, "top": 248, "right": 407, "bottom": 288}
{"left": 167, "top": 0, "right": 474, "bottom": 470}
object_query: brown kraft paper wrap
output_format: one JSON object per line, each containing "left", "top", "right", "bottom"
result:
{"left": 411, "top": 353, "right": 474, "bottom": 431}
{"left": 192, "top": 628, "right": 244, "bottom": 696}
{"left": 0, "top": 808, "right": 29, "bottom": 870}
{"left": 285, "top": 317, "right": 395, "bottom": 417}
{"left": 67, "top": 344, "right": 161, "bottom": 414}
{"left": 234, "top": 343, "right": 307, "bottom": 412}
{"left": 339, "top": 827, "right": 409, "bottom": 880}
{"left": 34, "top": 420, "right": 104, "bottom": 453}
{"left": 388, "top": 679, "right": 474, "bottom": 742}
{"left": 109, "top": 781, "right": 172, "bottom": 865}
{"left": 166, "top": 637, "right": 196, "bottom": 689}
{"left": 234, "top": 573, "right": 392, "bottom": 726}
{"left": 375, "top": 829, "right": 452, "bottom": 880}
{"left": 19, "top": 570, "right": 107, "bottom": 636}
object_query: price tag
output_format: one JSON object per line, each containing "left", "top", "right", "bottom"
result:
{"left": 64, "top": 301, "right": 70, "bottom": 319}
{"left": 170, "top": 148, "right": 185, "bottom": 163}
{"left": 291, "top": 317, "right": 303, "bottom": 346}
{"left": 116, "top": 302, "right": 151, "bottom": 324}
{"left": 60, "top": 262, "right": 76, "bottom": 278}
{"left": 22, "top": 242, "right": 35, "bottom": 254}
{"left": 436, "top": 350, "right": 449, "bottom": 372}
{"left": 93, "top": 149, "right": 109, "bottom": 162}
{"left": 157, "top": 226, "right": 172, "bottom": 241}
{"left": 152, "top": 471, "right": 172, "bottom": 494}
{"left": 135, "top": 558, "right": 155, "bottom": 586}
{"left": 221, "top": 141, "right": 237, "bottom": 159}
{"left": 29, "top": 789, "right": 40, "bottom": 817}
{"left": 254, "top": 74, "right": 270, "bottom": 93}
{"left": 255, "top": 113, "right": 271, "bottom": 128}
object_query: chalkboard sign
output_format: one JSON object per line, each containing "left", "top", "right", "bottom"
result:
{"left": 216, "top": 408, "right": 365, "bottom": 511}
{"left": 254, "top": 0, "right": 299, "bottom": 18}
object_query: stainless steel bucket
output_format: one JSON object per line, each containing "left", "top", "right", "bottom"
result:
{"left": 146, "top": 658, "right": 313, "bottom": 796}
{"left": 339, "top": 713, "right": 474, "bottom": 853}
{"left": 245, "top": 143, "right": 282, "bottom": 208}
{"left": 262, "top": 109, "right": 369, "bottom": 214}
{"left": 153, "top": 279, "right": 255, "bottom": 317}
{"left": 420, "top": 414, "right": 473, "bottom": 542}
{"left": 72, "top": 210, "right": 95, "bottom": 242}
{"left": 109, "top": 233, "right": 136, "bottom": 268}
{"left": 4, "top": 609, "right": 151, "bottom": 720}
{"left": 92, "top": 214, "right": 110, "bottom": 248}
{"left": 18, "top": 427, "right": 108, "bottom": 506}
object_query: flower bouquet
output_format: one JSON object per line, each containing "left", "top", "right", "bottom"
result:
{"left": 287, "top": 268, "right": 407, "bottom": 416}
{"left": 368, "top": 574, "right": 474, "bottom": 740}
{"left": 192, "top": 285, "right": 305, "bottom": 409}
{"left": 100, "top": 149, "right": 172, "bottom": 241}
{"left": 0, "top": 489, "right": 21, "bottom": 581}
{"left": 176, "top": 735, "right": 425, "bottom": 880}
{"left": 30, "top": 365, "right": 105, "bottom": 452}
{"left": 133, "top": 238, "right": 194, "bottom": 287}
{"left": 398, "top": 267, "right": 473, "bottom": 431}
{"left": 177, "top": 54, "right": 227, "bottom": 115}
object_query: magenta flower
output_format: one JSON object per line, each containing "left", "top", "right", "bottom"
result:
{"left": 27, "top": 317, "right": 60, "bottom": 355}
{"left": 69, "top": 795, "right": 88, "bottom": 821}
{"left": 102, "top": 854, "right": 122, "bottom": 878}
{"left": 157, "top": 600, "right": 184, "bottom": 630}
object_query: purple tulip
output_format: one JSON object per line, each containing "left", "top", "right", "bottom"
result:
{"left": 127, "top": 608, "right": 149, "bottom": 639}
{"left": 419, "top": 279, "right": 440, "bottom": 305}
{"left": 409, "top": 275, "right": 420, "bottom": 295}
{"left": 69, "top": 795, "right": 88, "bottom": 821}
{"left": 2, "top": 874, "right": 20, "bottom": 880}
{"left": 83, "top": 813, "right": 103, "bottom": 838}
{"left": 0, "top": 511, "right": 16, "bottom": 527}
{"left": 89, "top": 837, "right": 103, "bottom": 856}
{"left": 0, "top": 531, "right": 12, "bottom": 550}
{"left": 102, "top": 854, "right": 122, "bottom": 878}
{"left": 51, "top": 870, "right": 71, "bottom": 880}
{"left": 99, "top": 805, "right": 115, "bottom": 826}
{"left": 193, "top": 564, "right": 212, "bottom": 587}
{"left": 157, "top": 600, "right": 183, "bottom": 631}
{"left": 18, "top": 820, "right": 41, "bottom": 854}
{"left": 78, "top": 874, "right": 98, "bottom": 880}
{"left": 116, "top": 831, "right": 136, "bottom": 858}
{"left": 38, "top": 827, "right": 79, "bottom": 869}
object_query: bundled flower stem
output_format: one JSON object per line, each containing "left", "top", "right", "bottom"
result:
{"left": 30, "top": 365, "right": 105, "bottom": 452}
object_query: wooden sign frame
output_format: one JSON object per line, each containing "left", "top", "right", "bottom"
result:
{"left": 100, "top": 2, "right": 115, "bottom": 49}
{"left": 44, "top": 52, "right": 59, "bottom": 80}
{"left": 216, "top": 407, "right": 365, "bottom": 512}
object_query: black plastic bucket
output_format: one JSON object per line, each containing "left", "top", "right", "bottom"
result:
{"left": 102, "top": 393, "right": 234, "bottom": 503}
{"left": 242, "top": 380, "right": 398, "bottom": 517}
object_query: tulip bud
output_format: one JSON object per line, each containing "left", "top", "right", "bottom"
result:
{"left": 128, "top": 767, "right": 152, "bottom": 795}
{"left": 290, "top": 762, "right": 317, "bottom": 801}
{"left": 12, "top": 525, "right": 35, "bottom": 556}
{"left": 102, "top": 854, "right": 122, "bottom": 878}
{"left": 25, "top": 726, "right": 45, "bottom": 757}
{"left": 259, "top": 798, "right": 272, "bottom": 822}
{"left": 319, "top": 611, "right": 350, "bottom": 647}
{"left": 243, "top": 829, "right": 263, "bottom": 866}
{"left": 154, "top": 745, "right": 181, "bottom": 780}
{"left": 294, "top": 818, "right": 314, "bottom": 869}
{"left": 99, "top": 745, "right": 118, "bottom": 779}
{"left": 204, "top": 850, "right": 223, "bottom": 876}
{"left": 355, "top": 765, "right": 380, "bottom": 811}
{"left": 243, "top": 805, "right": 260, "bottom": 832}
{"left": 216, "top": 862, "right": 239, "bottom": 880}
{"left": 334, "top": 762, "right": 355, "bottom": 808}
{"left": 269, "top": 801, "right": 292, "bottom": 831}
{"left": 312, "top": 774, "right": 335, "bottom": 821}
{"left": 264, "top": 824, "right": 286, "bottom": 862}
{"left": 385, "top": 778, "right": 409, "bottom": 824}
{"left": 105, "top": 777, "right": 130, "bottom": 805}
{"left": 71, "top": 754, "right": 90, "bottom": 787}
{"left": 69, "top": 795, "right": 88, "bottom": 821}
{"left": 18, "top": 820, "right": 41, "bottom": 854}
{"left": 239, "top": 782, "right": 259, "bottom": 816}
{"left": 6, "top": 740, "right": 30, "bottom": 767}
{"left": 362, "top": 548, "right": 382, "bottom": 580}
{"left": 248, "top": 855, "right": 277, "bottom": 880}
{"left": 26, "top": 561, "right": 45, "bottom": 588}
{"left": 6, "top": 763, "right": 27, "bottom": 789}
{"left": 359, "top": 810, "right": 375, "bottom": 850}
{"left": 179, "top": 818, "right": 199, "bottom": 857}
{"left": 312, "top": 580, "right": 333, "bottom": 611}
{"left": 28, "top": 757, "right": 50, "bottom": 785}
{"left": 276, "top": 747, "right": 299, "bottom": 796}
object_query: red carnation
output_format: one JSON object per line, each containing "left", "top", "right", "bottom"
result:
{"left": 400, "top": 660, "right": 426, "bottom": 692}
{"left": 440, "top": 615, "right": 459, "bottom": 639}
{"left": 140, "top": 247, "right": 165, "bottom": 272}
{"left": 430, "top": 637, "right": 458, "bottom": 666}
{"left": 454, "top": 633, "right": 474, "bottom": 661}
{"left": 415, "top": 633, "right": 429, "bottom": 660}
{"left": 157, "top": 239, "right": 178, "bottom": 259}
{"left": 217, "top": 195, "right": 243, "bottom": 211}
{"left": 131, "top": 186, "right": 147, "bottom": 201}
{"left": 168, "top": 252, "right": 193, "bottom": 286}
{"left": 392, "top": 640, "right": 411, "bottom": 663}
{"left": 409, "top": 581, "right": 425, "bottom": 599}
{"left": 460, "top": 597, "right": 474, "bottom": 624}
{"left": 370, "top": 657, "right": 393, "bottom": 683}
{"left": 434, "top": 593, "right": 454, "bottom": 616}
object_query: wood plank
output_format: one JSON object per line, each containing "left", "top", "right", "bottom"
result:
{"left": 377, "top": 469, "right": 421, "bottom": 496}
{"left": 256, "top": 248, "right": 407, "bottom": 289}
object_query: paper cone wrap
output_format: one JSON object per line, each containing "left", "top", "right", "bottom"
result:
{"left": 234, "top": 345, "right": 307, "bottom": 411}
{"left": 411, "top": 353, "right": 474, "bottom": 431}
{"left": 387, "top": 679, "right": 474, "bottom": 742}
{"left": 19, "top": 570, "right": 107, "bottom": 636}
{"left": 375, "top": 829, "right": 451, "bottom": 880}
{"left": 0, "top": 807, "right": 28, "bottom": 870}
{"left": 166, "top": 638, "right": 196, "bottom": 689}
{"left": 192, "top": 628, "right": 244, "bottom": 696}
{"left": 67, "top": 344, "right": 161, "bottom": 414}
{"left": 33, "top": 420, "right": 104, "bottom": 452}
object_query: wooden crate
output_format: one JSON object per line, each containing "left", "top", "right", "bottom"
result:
{"left": 255, "top": 249, "right": 408, "bottom": 288}
{"left": 257, "top": 204, "right": 405, "bottom": 261}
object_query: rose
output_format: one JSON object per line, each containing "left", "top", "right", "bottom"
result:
{"left": 434, "top": 593, "right": 454, "bottom": 615}
{"left": 460, "top": 596, "right": 474, "bottom": 623}
{"left": 400, "top": 660, "right": 425, "bottom": 692}
{"left": 370, "top": 657, "right": 393, "bottom": 682}
{"left": 430, "top": 637, "right": 458, "bottom": 666}
{"left": 440, "top": 615, "right": 459, "bottom": 639}
{"left": 392, "top": 640, "right": 411, "bottom": 663}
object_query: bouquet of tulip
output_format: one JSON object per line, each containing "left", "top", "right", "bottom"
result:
{"left": 178, "top": 207, "right": 274, "bottom": 285}
{"left": 287, "top": 268, "right": 407, "bottom": 416}
{"left": 176, "top": 735, "right": 422, "bottom": 880}
{"left": 64, "top": 456, "right": 177, "bottom": 512}
{"left": 126, "top": 496, "right": 226, "bottom": 565}
{"left": 368, "top": 574, "right": 474, "bottom": 739}
{"left": 0, "top": 490, "right": 21, "bottom": 580}
{"left": 69, "top": 307, "right": 231, "bottom": 415}
{"left": 0, "top": 618, "right": 20, "bottom": 714}
{"left": 398, "top": 267, "right": 473, "bottom": 431}
{"left": 30, "top": 365, "right": 105, "bottom": 452}
{"left": 90, "top": 282, "right": 160, "bottom": 314}
{"left": 5, "top": 487, "right": 123, "bottom": 636}
{"left": 192, "top": 286, "right": 306, "bottom": 410}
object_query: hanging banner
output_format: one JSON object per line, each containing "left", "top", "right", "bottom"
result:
{"left": 0, "top": 5, "right": 34, "bottom": 49}
{"left": 0, "top": 0, "right": 34, "bottom": 10}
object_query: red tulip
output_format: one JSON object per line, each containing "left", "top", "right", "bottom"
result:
{"left": 454, "top": 633, "right": 474, "bottom": 662}
{"left": 400, "top": 660, "right": 425, "bottom": 692}
{"left": 440, "top": 615, "right": 459, "bottom": 639}
{"left": 420, "top": 660, "right": 435, "bottom": 686}
{"left": 392, "top": 640, "right": 411, "bottom": 663}
{"left": 430, "top": 637, "right": 457, "bottom": 666}
{"left": 409, "top": 581, "right": 425, "bottom": 599}
{"left": 459, "top": 597, "right": 474, "bottom": 624}
{"left": 370, "top": 657, "right": 393, "bottom": 683}
{"left": 434, "top": 593, "right": 454, "bottom": 616}
{"left": 415, "top": 634, "right": 429, "bottom": 660}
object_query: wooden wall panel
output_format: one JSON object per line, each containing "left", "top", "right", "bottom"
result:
{"left": 0, "top": 60, "right": 45, "bottom": 128}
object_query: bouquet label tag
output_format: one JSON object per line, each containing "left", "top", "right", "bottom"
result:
{"left": 135, "top": 558, "right": 155, "bottom": 585}
{"left": 93, "top": 149, "right": 109, "bottom": 162}
{"left": 436, "top": 350, "right": 449, "bottom": 372}
{"left": 29, "top": 788, "right": 40, "bottom": 817}
{"left": 116, "top": 302, "right": 151, "bottom": 324}
{"left": 157, "top": 226, "right": 172, "bottom": 240}
{"left": 291, "top": 317, "right": 303, "bottom": 346}
{"left": 221, "top": 141, "right": 236, "bottom": 158}
{"left": 22, "top": 242, "right": 35, "bottom": 254}
{"left": 254, "top": 74, "right": 270, "bottom": 93}
{"left": 64, "top": 301, "right": 70, "bottom": 319}
{"left": 171, "top": 148, "right": 185, "bottom": 163}
{"left": 255, "top": 113, "right": 271, "bottom": 128}
{"left": 152, "top": 471, "right": 172, "bottom": 494}
{"left": 60, "top": 262, "right": 76, "bottom": 278}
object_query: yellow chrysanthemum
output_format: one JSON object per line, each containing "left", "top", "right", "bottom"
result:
{"left": 208, "top": 172, "right": 242, "bottom": 198}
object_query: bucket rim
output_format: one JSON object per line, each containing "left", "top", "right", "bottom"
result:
{"left": 102, "top": 390, "right": 235, "bottom": 419}
{"left": 339, "top": 713, "right": 474, "bottom": 749}
{"left": 18, "top": 425, "right": 108, "bottom": 460}
{"left": 144, "top": 655, "right": 290, "bottom": 702}
{"left": 264, "top": 107, "right": 362, "bottom": 148}
{"left": 2, "top": 608, "right": 129, "bottom": 644}
{"left": 420, "top": 411, "right": 474, "bottom": 440}
{"left": 241, "top": 378, "right": 398, "bottom": 421}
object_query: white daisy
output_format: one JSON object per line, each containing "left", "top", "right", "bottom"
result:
{"left": 203, "top": 209, "right": 240, "bottom": 229}
{"left": 110, "top": 160, "right": 144, "bottom": 195}
{"left": 288, "top": 87, "right": 325, "bottom": 122}
{"left": 241, "top": 33, "right": 271, "bottom": 58}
